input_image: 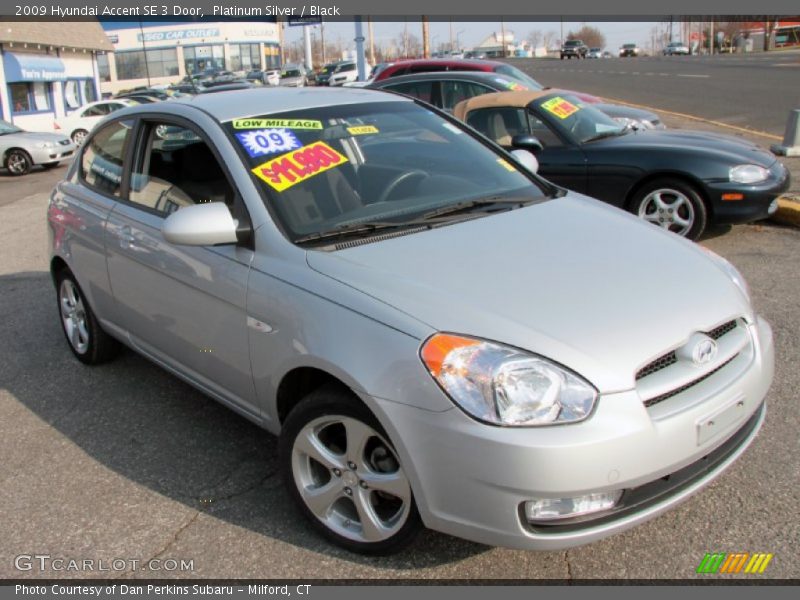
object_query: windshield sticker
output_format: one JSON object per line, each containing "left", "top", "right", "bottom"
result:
{"left": 494, "top": 77, "right": 528, "bottom": 91}
{"left": 347, "top": 125, "right": 379, "bottom": 136}
{"left": 251, "top": 141, "right": 348, "bottom": 192}
{"left": 541, "top": 97, "right": 580, "bottom": 120}
{"left": 235, "top": 128, "right": 301, "bottom": 158}
{"left": 232, "top": 118, "right": 323, "bottom": 130}
{"left": 496, "top": 158, "right": 517, "bottom": 172}
{"left": 442, "top": 122, "right": 463, "bottom": 135}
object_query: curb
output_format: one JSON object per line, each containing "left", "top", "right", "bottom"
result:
{"left": 770, "top": 195, "right": 800, "bottom": 228}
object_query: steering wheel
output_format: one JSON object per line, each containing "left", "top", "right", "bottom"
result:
{"left": 377, "top": 170, "right": 430, "bottom": 203}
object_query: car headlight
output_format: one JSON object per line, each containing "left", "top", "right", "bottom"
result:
{"left": 729, "top": 164, "right": 769, "bottom": 184}
{"left": 420, "top": 334, "right": 597, "bottom": 426}
{"left": 699, "top": 247, "right": 751, "bottom": 304}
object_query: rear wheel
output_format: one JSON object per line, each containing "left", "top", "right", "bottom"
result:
{"left": 56, "top": 270, "right": 120, "bottom": 364}
{"left": 71, "top": 129, "right": 88, "bottom": 145}
{"left": 279, "top": 386, "right": 421, "bottom": 555}
{"left": 630, "top": 178, "right": 708, "bottom": 240}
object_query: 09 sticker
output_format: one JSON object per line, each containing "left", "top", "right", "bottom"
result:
{"left": 232, "top": 118, "right": 323, "bottom": 130}
{"left": 235, "top": 128, "right": 301, "bottom": 158}
{"left": 251, "top": 141, "right": 348, "bottom": 192}
{"left": 541, "top": 97, "right": 580, "bottom": 119}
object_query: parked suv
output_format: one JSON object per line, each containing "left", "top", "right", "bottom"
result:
{"left": 561, "top": 39, "right": 588, "bottom": 59}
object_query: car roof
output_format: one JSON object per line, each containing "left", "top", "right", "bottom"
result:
{"left": 452, "top": 90, "right": 552, "bottom": 121}
{"left": 371, "top": 70, "right": 502, "bottom": 85}
{"left": 166, "top": 87, "right": 411, "bottom": 122}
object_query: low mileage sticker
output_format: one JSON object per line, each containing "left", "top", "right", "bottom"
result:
{"left": 251, "top": 141, "right": 349, "bottom": 192}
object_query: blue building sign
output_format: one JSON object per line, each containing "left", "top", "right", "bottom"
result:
{"left": 3, "top": 53, "right": 66, "bottom": 82}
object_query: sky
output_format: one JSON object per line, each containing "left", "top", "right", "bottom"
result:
{"left": 102, "top": 20, "right": 666, "bottom": 52}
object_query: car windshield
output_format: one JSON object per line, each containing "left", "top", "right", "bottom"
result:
{"left": 322, "top": 64, "right": 338, "bottom": 74}
{"left": 224, "top": 101, "right": 549, "bottom": 244}
{"left": 531, "top": 94, "right": 626, "bottom": 144}
{"left": 623, "top": 44, "right": 636, "bottom": 49}
{"left": 493, "top": 64, "right": 544, "bottom": 90}
{"left": 282, "top": 69, "right": 301, "bottom": 78}
{"left": 565, "top": 41, "right": 582, "bottom": 46}
{"left": 0, "top": 120, "right": 23, "bottom": 135}
{"left": 335, "top": 63, "right": 356, "bottom": 73}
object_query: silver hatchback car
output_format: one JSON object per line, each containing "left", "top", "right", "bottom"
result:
{"left": 47, "top": 88, "right": 774, "bottom": 555}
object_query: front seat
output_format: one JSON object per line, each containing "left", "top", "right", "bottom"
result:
{"left": 487, "top": 112, "right": 513, "bottom": 147}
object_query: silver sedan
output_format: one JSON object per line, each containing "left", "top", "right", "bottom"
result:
{"left": 1, "top": 120, "right": 75, "bottom": 176}
{"left": 48, "top": 88, "right": 773, "bottom": 554}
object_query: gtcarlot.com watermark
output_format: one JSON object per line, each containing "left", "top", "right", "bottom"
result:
{"left": 14, "top": 553, "right": 195, "bottom": 574}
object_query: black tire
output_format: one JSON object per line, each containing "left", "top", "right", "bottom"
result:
{"left": 55, "top": 269, "right": 121, "bottom": 364}
{"left": 629, "top": 177, "right": 708, "bottom": 240}
{"left": 42, "top": 162, "right": 60, "bottom": 169}
{"left": 71, "top": 129, "right": 89, "bottom": 145}
{"left": 279, "top": 385, "right": 422, "bottom": 555}
{"left": 4, "top": 149, "right": 32, "bottom": 176}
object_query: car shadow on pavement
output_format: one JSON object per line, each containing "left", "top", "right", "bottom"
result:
{"left": 0, "top": 270, "right": 488, "bottom": 569}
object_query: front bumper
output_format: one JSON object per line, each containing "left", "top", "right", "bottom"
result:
{"left": 370, "top": 316, "right": 774, "bottom": 550}
{"left": 29, "top": 145, "right": 75, "bottom": 164}
{"left": 705, "top": 162, "right": 791, "bottom": 224}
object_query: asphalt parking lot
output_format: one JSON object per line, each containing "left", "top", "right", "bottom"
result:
{"left": 1, "top": 113, "right": 799, "bottom": 581}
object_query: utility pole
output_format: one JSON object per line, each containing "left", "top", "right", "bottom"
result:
{"left": 368, "top": 17, "right": 375, "bottom": 65}
{"left": 500, "top": 18, "right": 507, "bottom": 57}
{"left": 710, "top": 19, "right": 715, "bottom": 55}
{"left": 354, "top": 17, "right": 366, "bottom": 80}
{"left": 303, "top": 24, "right": 312, "bottom": 71}
{"left": 422, "top": 16, "right": 430, "bottom": 59}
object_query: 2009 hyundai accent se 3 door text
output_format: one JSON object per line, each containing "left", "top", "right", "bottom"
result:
{"left": 47, "top": 88, "right": 774, "bottom": 555}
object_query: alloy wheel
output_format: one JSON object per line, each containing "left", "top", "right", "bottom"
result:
{"left": 638, "top": 188, "right": 695, "bottom": 236}
{"left": 59, "top": 279, "right": 90, "bottom": 354}
{"left": 291, "top": 415, "right": 412, "bottom": 543}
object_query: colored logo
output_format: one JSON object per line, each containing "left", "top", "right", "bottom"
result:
{"left": 696, "top": 552, "right": 773, "bottom": 574}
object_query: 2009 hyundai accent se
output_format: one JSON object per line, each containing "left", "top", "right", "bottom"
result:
{"left": 47, "top": 87, "right": 774, "bottom": 555}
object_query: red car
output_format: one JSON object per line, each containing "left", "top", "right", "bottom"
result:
{"left": 372, "top": 58, "right": 601, "bottom": 104}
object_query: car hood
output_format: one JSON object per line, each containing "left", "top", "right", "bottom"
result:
{"left": 3, "top": 131, "right": 71, "bottom": 144}
{"left": 591, "top": 129, "right": 777, "bottom": 167}
{"left": 307, "top": 194, "right": 750, "bottom": 393}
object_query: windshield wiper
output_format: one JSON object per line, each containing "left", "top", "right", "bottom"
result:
{"left": 294, "top": 219, "right": 432, "bottom": 244}
{"left": 583, "top": 130, "right": 625, "bottom": 143}
{"left": 418, "top": 196, "right": 539, "bottom": 220}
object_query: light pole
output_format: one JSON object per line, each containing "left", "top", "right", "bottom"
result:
{"left": 456, "top": 29, "right": 465, "bottom": 53}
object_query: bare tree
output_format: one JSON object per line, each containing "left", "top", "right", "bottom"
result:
{"left": 566, "top": 25, "right": 606, "bottom": 49}
{"left": 526, "top": 30, "right": 543, "bottom": 48}
{"left": 542, "top": 30, "right": 558, "bottom": 50}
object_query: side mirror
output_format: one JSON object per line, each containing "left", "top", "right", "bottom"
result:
{"left": 511, "top": 134, "right": 544, "bottom": 155}
{"left": 162, "top": 202, "right": 240, "bottom": 246}
{"left": 510, "top": 149, "right": 539, "bottom": 174}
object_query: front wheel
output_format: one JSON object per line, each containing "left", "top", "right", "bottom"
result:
{"left": 5, "top": 149, "right": 32, "bottom": 176}
{"left": 279, "top": 386, "right": 422, "bottom": 555}
{"left": 71, "top": 129, "right": 88, "bottom": 145}
{"left": 630, "top": 178, "right": 708, "bottom": 240}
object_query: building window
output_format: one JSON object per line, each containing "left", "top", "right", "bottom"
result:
{"left": 114, "top": 48, "right": 179, "bottom": 80}
{"left": 97, "top": 53, "right": 111, "bottom": 82}
{"left": 9, "top": 82, "right": 52, "bottom": 113}
{"left": 264, "top": 43, "right": 281, "bottom": 69}
{"left": 183, "top": 45, "right": 225, "bottom": 76}
{"left": 64, "top": 79, "right": 98, "bottom": 111}
{"left": 229, "top": 43, "right": 261, "bottom": 71}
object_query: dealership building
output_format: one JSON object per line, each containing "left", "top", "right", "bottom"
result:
{"left": 0, "top": 22, "right": 112, "bottom": 131}
{"left": 99, "top": 22, "right": 281, "bottom": 95}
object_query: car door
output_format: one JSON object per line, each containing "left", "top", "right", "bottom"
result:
{"left": 104, "top": 116, "right": 258, "bottom": 419}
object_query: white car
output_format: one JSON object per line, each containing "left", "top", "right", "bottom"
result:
{"left": 328, "top": 62, "right": 361, "bottom": 86}
{"left": 54, "top": 100, "right": 137, "bottom": 145}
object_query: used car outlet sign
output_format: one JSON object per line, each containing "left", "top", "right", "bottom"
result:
{"left": 47, "top": 87, "right": 775, "bottom": 554}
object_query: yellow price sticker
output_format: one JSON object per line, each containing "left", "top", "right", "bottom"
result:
{"left": 541, "top": 97, "right": 580, "bottom": 119}
{"left": 497, "top": 158, "right": 517, "bottom": 172}
{"left": 347, "top": 125, "right": 379, "bottom": 135}
{"left": 233, "top": 118, "right": 323, "bottom": 130}
{"left": 251, "top": 141, "right": 349, "bottom": 192}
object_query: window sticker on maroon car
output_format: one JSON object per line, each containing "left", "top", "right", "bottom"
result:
{"left": 235, "top": 128, "right": 301, "bottom": 158}
{"left": 541, "top": 97, "right": 580, "bottom": 119}
{"left": 251, "top": 141, "right": 349, "bottom": 192}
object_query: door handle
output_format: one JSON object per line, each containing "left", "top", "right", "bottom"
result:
{"left": 118, "top": 225, "right": 136, "bottom": 247}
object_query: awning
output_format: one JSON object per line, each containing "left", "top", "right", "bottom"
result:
{"left": 2, "top": 53, "right": 66, "bottom": 82}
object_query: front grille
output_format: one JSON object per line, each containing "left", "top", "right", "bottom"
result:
{"left": 643, "top": 355, "right": 738, "bottom": 408}
{"left": 636, "top": 319, "right": 738, "bottom": 381}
